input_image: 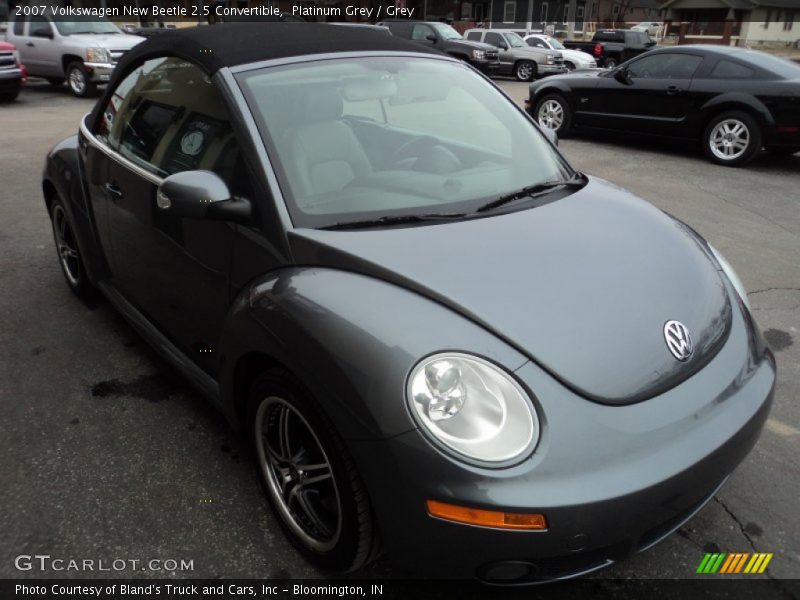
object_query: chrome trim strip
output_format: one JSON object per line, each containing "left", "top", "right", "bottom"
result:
{"left": 228, "top": 50, "right": 459, "bottom": 74}
{"left": 79, "top": 114, "right": 164, "bottom": 186}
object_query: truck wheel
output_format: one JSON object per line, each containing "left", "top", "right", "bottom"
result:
{"left": 703, "top": 111, "right": 762, "bottom": 167}
{"left": 564, "top": 61, "right": 576, "bottom": 71}
{"left": 47, "top": 77, "right": 65, "bottom": 87}
{"left": 514, "top": 60, "right": 537, "bottom": 82}
{"left": 604, "top": 57, "right": 618, "bottom": 68}
{"left": 248, "top": 368, "right": 380, "bottom": 572}
{"left": 534, "top": 93, "right": 572, "bottom": 137}
{"left": 0, "top": 91, "right": 19, "bottom": 102}
{"left": 67, "top": 61, "right": 96, "bottom": 98}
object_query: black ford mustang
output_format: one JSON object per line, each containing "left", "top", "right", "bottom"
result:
{"left": 527, "top": 45, "right": 800, "bottom": 166}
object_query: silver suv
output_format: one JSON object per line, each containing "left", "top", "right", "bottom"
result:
{"left": 6, "top": 15, "right": 143, "bottom": 97}
{"left": 464, "top": 28, "right": 566, "bottom": 81}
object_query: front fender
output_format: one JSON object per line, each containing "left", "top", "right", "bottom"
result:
{"left": 219, "top": 267, "right": 528, "bottom": 441}
{"left": 43, "top": 135, "right": 109, "bottom": 285}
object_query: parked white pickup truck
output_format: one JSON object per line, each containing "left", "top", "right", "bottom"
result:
{"left": 5, "top": 16, "right": 143, "bottom": 97}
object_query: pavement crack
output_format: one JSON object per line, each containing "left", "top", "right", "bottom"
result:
{"left": 749, "top": 287, "right": 800, "bottom": 295}
{"left": 714, "top": 496, "right": 757, "bottom": 551}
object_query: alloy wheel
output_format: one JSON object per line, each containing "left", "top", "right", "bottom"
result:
{"left": 69, "top": 67, "right": 86, "bottom": 95}
{"left": 255, "top": 396, "right": 342, "bottom": 552}
{"left": 52, "top": 205, "right": 81, "bottom": 286}
{"left": 538, "top": 99, "right": 564, "bottom": 131}
{"left": 516, "top": 62, "right": 534, "bottom": 81}
{"left": 709, "top": 118, "right": 750, "bottom": 161}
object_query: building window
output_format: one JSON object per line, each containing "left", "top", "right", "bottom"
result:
{"left": 577, "top": 6, "right": 584, "bottom": 18}
{"left": 784, "top": 12, "right": 794, "bottom": 31}
{"left": 541, "top": 2, "right": 548, "bottom": 22}
{"left": 503, "top": 1, "right": 516, "bottom": 23}
{"left": 612, "top": 4, "right": 620, "bottom": 17}
{"left": 564, "top": 5, "right": 569, "bottom": 22}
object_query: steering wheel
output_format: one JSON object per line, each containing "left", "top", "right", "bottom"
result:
{"left": 391, "top": 135, "right": 441, "bottom": 167}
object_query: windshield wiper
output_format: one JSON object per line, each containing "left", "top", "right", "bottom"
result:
{"left": 321, "top": 212, "right": 466, "bottom": 231}
{"left": 475, "top": 174, "right": 586, "bottom": 213}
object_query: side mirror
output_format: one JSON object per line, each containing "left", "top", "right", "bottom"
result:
{"left": 426, "top": 34, "right": 437, "bottom": 43}
{"left": 541, "top": 126, "right": 558, "bottom": 146}
{"left": 32, "top": 27, "right": 54, "bottom": 39}
{"left": 613, "top": 66, "right": 633, "bottom": 84}
{"left": 157, "top": 170, "right": 251, "bottom": 223}
{"left": 498, "top": 42, "right": 508, "bottom": 50}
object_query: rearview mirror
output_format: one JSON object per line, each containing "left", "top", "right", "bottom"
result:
{"left": 613, "top": 66, "right": 633, "bottom": 84}
{"left": 32, "top": 27, "right": 54, "bottom": 39}
{"left": 157, "top": 170, "right": 251, "bottom": 223}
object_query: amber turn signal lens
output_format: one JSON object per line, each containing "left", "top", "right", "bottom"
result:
{"left": 427, "top": 500, "right": 547, "bottom": 530}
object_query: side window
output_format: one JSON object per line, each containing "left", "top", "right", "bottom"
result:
{"left": 27, "top": 15, "right": 52, "bottom": 37}
{"left": 13, "top": 19, "right": 24, "bottom": 36}
{"left": 711, "top": 60, "right": 755, "bottom": 79}
{"left": 96, "top": 57, "right": 245, "bottom": 190}
{"left": 466, "top": 31, "right": 482, "bottom": 41}
{"left": 485, "top": 32, "right": 506, "bottom": 47}
{"left": 628, "top": 53, "right": 702, "bottom": 79}
{"left": 411, "top": 24, "right": 434, "bottom": 41}
{"left": 527, "top": 37, "right": 547, "bottom": 48}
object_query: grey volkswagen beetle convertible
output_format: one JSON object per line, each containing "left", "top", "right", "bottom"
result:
{"left": 43, "top": 24, "right": 775, "bottom": 583}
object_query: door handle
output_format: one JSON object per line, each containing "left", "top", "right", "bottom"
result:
{"left": 104, "top": 183, "right": 123, "bottom": 201}
{"left": 26, "top": 42, "right": 34, "bottom": 47}
{"left": 666, "top": 86, "right": 683, "bottom": 96}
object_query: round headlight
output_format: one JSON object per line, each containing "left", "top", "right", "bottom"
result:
{"left": 709, "top": 245, "right": 750, "bottom": 311}
{"left": 406, "top": 353, "right": 538, "bottom": 464}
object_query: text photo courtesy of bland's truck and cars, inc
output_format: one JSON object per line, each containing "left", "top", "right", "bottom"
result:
{"left": 15, "top": 3, "right": 416, "bottom": 20}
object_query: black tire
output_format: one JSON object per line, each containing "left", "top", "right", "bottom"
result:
{"left": 604, "top": 57, "right": 618, "bottom": 69}
{"left": 49, "top": 198, "right": 96, "bottom": 300}
{"left": 247, "top": 368, "right": 379, "bottom": 572}
{"left": 0, "top": 91, "right": 19, "bottom": 102}
{"left": 766, "top": 146, "right": 799, "bottom": 156}
{"left": 514, "top": 60, "right": 537, "bottom": 82}
{"left": 533, "top": 93, "right": 573, "bottom": 137}
{"left": 702, "top": 110, "right": 762, "bottom": 167}
{"left": 66, "top": 61, "right": 96, "bottom": 98}
{"left": 564, "top": 61, "right": 576, "bottom": 71}
{"left": 47, "top": 77, "right": 65, "bottom": 87}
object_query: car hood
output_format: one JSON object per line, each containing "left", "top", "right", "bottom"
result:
{"left": 288, "top": 176, "right": 732, "bottom": 405}
{"left": 65, "top": 33, "right": 145, "bottom": 49}
{"left": 451, "top": 39, "right": 497, "bottom": 52}
{"left": 0, "top": 41, "right": 16, "bottom": 51}
{"left": 561, "top": 48, "right": 595, "bottom": 62}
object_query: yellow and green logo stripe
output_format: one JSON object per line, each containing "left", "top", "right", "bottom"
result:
{"left": 697, "top": 552, "right": 773, "bottom": 574}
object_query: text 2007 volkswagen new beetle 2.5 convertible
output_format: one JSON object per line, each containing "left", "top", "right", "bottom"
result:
{"left": 43, "top": 24, "right": 775, "bottom": 582}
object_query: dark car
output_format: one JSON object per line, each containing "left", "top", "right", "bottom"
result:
{"left": 43, "top": 24, "right": 775, "bottom": 583}
{"left": 528, "top": 45, "right": 800, "bottom": 166}
{"left": 0, "top": 41, "right": 27, "bottom": 101}
{"left": 564, "top": 29, "right": 656, "bottom": 68}
{"left": 378, "top": 19, "right": 500, "bottom": 75}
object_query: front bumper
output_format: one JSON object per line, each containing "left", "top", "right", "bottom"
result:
{"left": 350, "top": 290, "right": 775, "bottom": 582}
{"left": 539, "top": 64, "right": 568, "bottom": 76}
{"left": 470, "top": 59, "right": 500, "bottom": 75}
{"left": 83, "top": 62, "right": 116, "bottom": 83}
{"left": 0, "top": 67, "right": 24, "bottom": 93}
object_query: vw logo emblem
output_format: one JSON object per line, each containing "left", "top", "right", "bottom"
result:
{"left": 664, "top": 320, "right": 693, "bottom": 362}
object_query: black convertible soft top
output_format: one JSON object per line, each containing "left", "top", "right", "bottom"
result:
{"left": 89, "top": 22, "right": 442, "bottom": 131}
{"left": 117, "top": 22, "right": 437, "bottom": 75}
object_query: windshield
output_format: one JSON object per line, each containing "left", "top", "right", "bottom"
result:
{"left": 506, "top": 32, "right": 526, "bottom": 48}
{"left": 238, "top": 57, "right": 570, "bottom": 229}
{"left": 55, "top": 18, "right": 120, "bottom": 35}
{"left": 430, "top": 22, "right": 463, "bottom": 40}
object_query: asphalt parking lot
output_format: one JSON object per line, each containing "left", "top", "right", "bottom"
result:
{"left": 1, "top": 79, "right": 799, "bottom": 586}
